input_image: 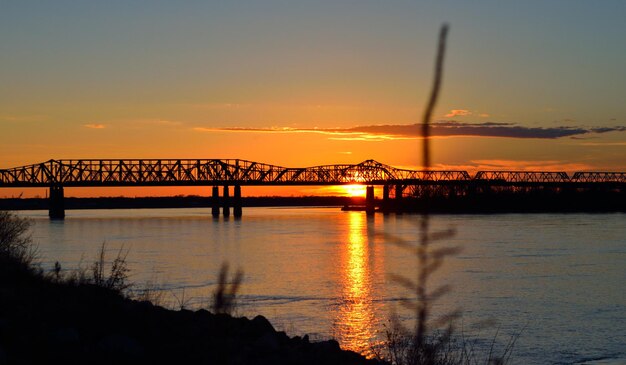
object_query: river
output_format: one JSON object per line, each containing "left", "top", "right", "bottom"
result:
{"left": 16, "top": 208, "right": 626, "bottom": 364}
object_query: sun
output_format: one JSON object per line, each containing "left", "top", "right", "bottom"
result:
{"left": 342, "top": 184, "right": 367, "bottom": 197}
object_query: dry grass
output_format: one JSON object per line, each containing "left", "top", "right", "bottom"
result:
{"left": 374, "top": 24, "right": 518, "bottom": 365}
{"left": 91, "top": 242, "right": 132, "bottom": 293}
{"left": 132, "top": 278, "right": 165, "bottom": 306}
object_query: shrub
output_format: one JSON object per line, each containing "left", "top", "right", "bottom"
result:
{"left": 91, "top": 242, "right": 132, "bottom": 294}
{"left": 0, "top": 211, "right": 37, "bottom": 269}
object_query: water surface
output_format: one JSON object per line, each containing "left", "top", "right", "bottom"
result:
{"left": 18, "top": 208, "right": 626, "bottom": 364}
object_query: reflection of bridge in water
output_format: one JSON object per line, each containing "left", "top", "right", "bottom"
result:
{"left": 1, "top": 159, "right": 625, "bottom": 219}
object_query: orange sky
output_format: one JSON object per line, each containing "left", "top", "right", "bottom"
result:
{"left": 2, "top": 2, "right": 625, "bottom": 198}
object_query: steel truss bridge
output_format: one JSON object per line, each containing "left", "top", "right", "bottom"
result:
{"left": 2, "top": 159, "right": 625, "bottom": 186}
{"left": 1, "top": 159, "right": 625, "bottom": 219}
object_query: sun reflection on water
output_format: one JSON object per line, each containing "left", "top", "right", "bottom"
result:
{"left": 335, "top": 212, "right": 376, "bottom": 357}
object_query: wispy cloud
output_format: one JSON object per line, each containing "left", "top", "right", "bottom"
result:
{"left": 468, "top": 159, "right": 593, "bottom": 171}
{"left": 444, "top": 109, "right": 490, "bottom": 118}
{"left": 445, "top": 109, "right": 472, "bottom": 117}
{"left": 359, "top": 160, "right": 596, "bottom": 173}
{"left": 577, "top": 141, "right": 626, "bottom": 147}
{"left": 83, "top": 124, "right": 106, "bottom": 129}
{"left": 85, "top": 119, "right": 183, "bottom": 130}
{"left": 196, "top": 121, "right": 626, "bottom": 140}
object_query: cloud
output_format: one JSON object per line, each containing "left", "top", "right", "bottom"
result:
{"left": 83, "top": 124, "right": 106, "bottom": 129}
{"left": 590, "top": 126, "right": 626, "bottom": 133}
{"left": 195, "top": 121, "right": 626, "bottom": 140}
{"left": 469, "top": 159, "right": 593, "bottom": 171}
{"left": 445, "top": 109, "right": 472, "bottom": 117}
{"left": 577, "top": 142, "right": 626, "bottom": 147}
{"left": 422, "top": 160, "right": 594, "bottom": 173}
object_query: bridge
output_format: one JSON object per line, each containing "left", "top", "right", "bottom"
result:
{"left": 1, "top": 159, "right": 625, "bottom": 219}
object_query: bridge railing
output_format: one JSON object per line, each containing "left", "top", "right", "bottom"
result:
{"left": 571, "top": 172, "right": 626, "bottom": 183}
{"left": 399, "top": 170, "right": 472, "bottom": 181}
{"left": 473, "top": 171, "right": 570, "bottom": 183}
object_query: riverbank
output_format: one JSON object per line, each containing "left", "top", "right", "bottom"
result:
{"left": 0, "top": 257, "right": 381, "bottom": 365}
{"left": 0, "top": 210, "right": 381, "bottom": 365}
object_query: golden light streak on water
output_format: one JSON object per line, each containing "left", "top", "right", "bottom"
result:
{"left": 335, "top": 212, "right": 376, "bottom": 357}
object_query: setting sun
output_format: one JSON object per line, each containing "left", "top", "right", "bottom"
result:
{"left": 343, "top": 184, "right": 367, "bottom": 197}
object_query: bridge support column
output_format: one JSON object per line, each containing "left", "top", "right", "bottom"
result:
{"left": 395, "top": 184, "right": 404, "bottom": 214}
{"left": 365, "top": 185, "right": 375, "bottom": 215}
{"left": 211, "top": 186, "right": 220, "bottom": 217}
{"left": 222, "top": 186, "right": 230, "bottom": 217}
{"left": 382, "top": 184, "right": 390, "bottom": 214}
{"left": 49, "top": 185, "right": 65, "bottom": 220}
{"left": 233, "top": 185, "right": 242, "bottom": 218}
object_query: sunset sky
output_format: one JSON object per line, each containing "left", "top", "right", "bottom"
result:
{"left": 1, "top": 1, "right": 625, "bottom": 197}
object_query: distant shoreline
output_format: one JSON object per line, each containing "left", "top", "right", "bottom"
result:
{"left": 0, "top": 196, "right": 364, "bottom": 211}
{"left": 1, "top": 193, "right": 625, "bottom": 213}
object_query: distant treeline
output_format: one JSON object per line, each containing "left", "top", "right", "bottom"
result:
{"left": 0, "top": 196, "right": 364, "bottom": 211}
{"left": 400, "top": 189, "right": 626, "bottom": 213}
{"left": 1, "top": 190, "right": 624, "bottom": 213}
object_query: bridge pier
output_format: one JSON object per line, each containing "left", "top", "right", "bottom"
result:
{"left": 365, "top": 185, "right": 375, "bottom": 215}
{"left": 222, "top": 186, "right": 230, "bottom": 217}
{"left": 381, "top": 184, "right": 390, "bottom": 214}
{"left": 395, "top": 184, "right": 404, "bottom": 214}
{"left": 211, "top": 186, "right": 220, "bottom": 218}
{"left": 233, "top": 185, "right": 242, "bottom": 218}
{"left": 49, "top": 185, "right": 65, "bottom": 220}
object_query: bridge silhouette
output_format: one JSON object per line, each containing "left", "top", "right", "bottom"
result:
{"left": 1, "top": 159, "right": 625, "bottom": 219}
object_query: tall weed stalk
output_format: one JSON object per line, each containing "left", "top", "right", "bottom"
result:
{"left": 380, "top": 24, "right": 516, "bottom": 365}
{"left": 212, "top": 262, "right": 243, "bottom": 315}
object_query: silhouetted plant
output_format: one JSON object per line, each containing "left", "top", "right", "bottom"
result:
{"left": 132, "top": 278, "right": 165, "bottom": 306}
{"left": 212, "top": 262, "right": 243, "bottom": 315}
{"left": 64, "top": 256, "right": 92, "bottom": 286}
{"left": 91, "top": 242, "right": 131, "bottom": 293}
{"left": 46, "top": 260, "right": 63, "bottom": 282}
{"left": 0, "top": 211, "right": 37, "bottom": 268}
{"left": 377, "top": 24, "right": 515, "bottom": 365}
{"left": 172, "top": 288, "right": 193, "bottom": 310}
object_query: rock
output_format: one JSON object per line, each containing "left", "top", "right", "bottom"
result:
{"left": 0, "top": 346, "right": 6, "bottom": 365}
{"left": 194, "top": 308, "right": 212, "bottom": 317}
{"left": 251, "top": 315, "right": 275, "bottom": 337}
{"left": 98, "top": 334, "right": 144, "bottom": 358}
{"left": 253, "top": 331, "right": 280, "bottom": 353}
{"left": 51, "top": 327, "right": 80, "bottom": 345}
{"left": 313, "top": 339, "right": 341, "bottom": 353}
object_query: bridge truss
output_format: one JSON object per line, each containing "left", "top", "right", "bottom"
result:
{"left": 1, "top": 159, "right": 625, "bottom": 187}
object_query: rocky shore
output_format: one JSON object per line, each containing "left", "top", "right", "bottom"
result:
{"left": 0, "top": 265, "right": 381, "bottom": 365}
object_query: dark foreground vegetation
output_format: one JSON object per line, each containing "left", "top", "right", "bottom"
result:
{"left": 0, "top": 211, "right": 380, "bottom": 365}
